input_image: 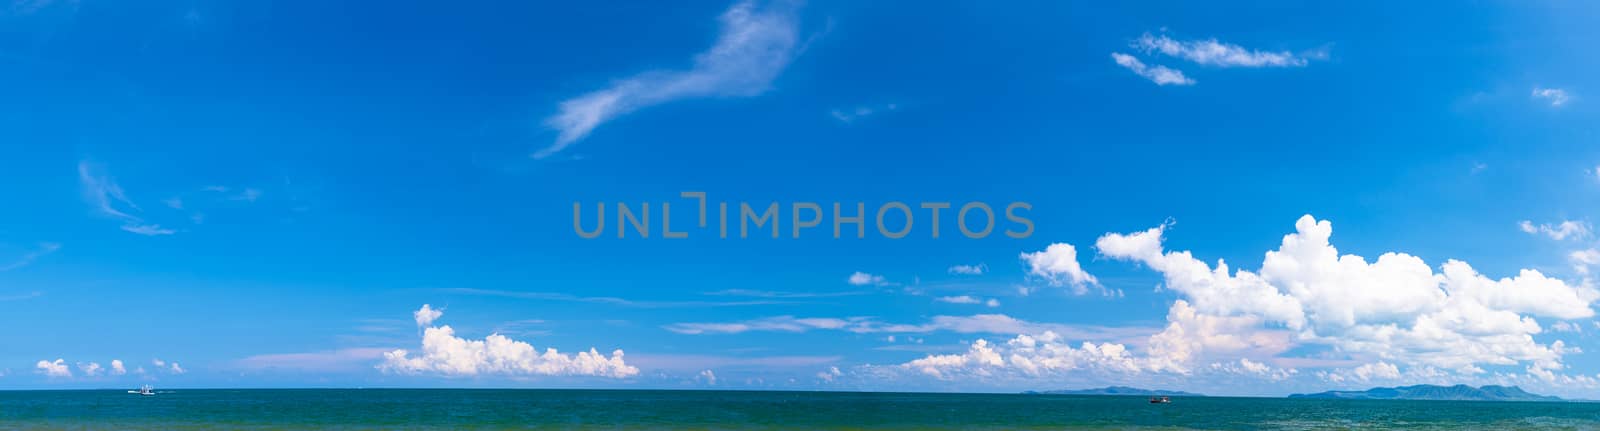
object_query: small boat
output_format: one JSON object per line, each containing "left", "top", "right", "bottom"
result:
{"left": 127, "top": 385, "right": 155, "bottom": 396}
{"left": 1149, "top": 396, "right": 1171, "bottom": 404}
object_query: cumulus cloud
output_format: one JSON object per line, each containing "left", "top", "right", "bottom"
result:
{"left": 1020, "top": 243, "right": 1101, "bottom": 294}
{"left": 414, "top": 303, "right": 443, "bottom": 327}
{"left": 816, "top": 366, "right": 842, "bottom": 382}
{"left": 380, "top": 305, "right": 639, "bottom": 378}
{"left": 537, "top": 0, "right": 803, "bottom": 158}
{"left": 1099, "top": 215, "right": 1596, "bottom": 375}
{"left": 1209, "top": 358, "right": 1297, "bottom": 381}
{"left": 1519, "top": 220, "right": 1591, "bottom": 241}
{"left": 847, "top": 271, "right": 890, "bottom": 286}
{"left": 110, "top": 359, "right": 126, "bottom": 375}
{"left": 77, "top": 362, "right": 103, "bottom": 377}
{"left": 1110, "top": 53, "right": 1194, "bottom": 86}
{"left": 1133, "top": 32, "right": 1311, "bottom": 68}
{"left": 1533, "top": 87, "right": 1572, "bottom": 107}
{"left": 697, "top": 369, "right": 717, "bottom": 385}
{"left": 35, "top": 359, "right": 70, "bottom": 377}
{"left": 902, "top": 332, "right": 1147, "bottom": 379}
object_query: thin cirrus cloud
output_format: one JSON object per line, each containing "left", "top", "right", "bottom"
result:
{"left": 663, "top": 314, "right": 1159, "bottom": 343}
{"left": 0, "top": 242, "right": 60, "bottom": 272}
{"left": 77, "top": 161, "right": 175, "bottom": 236}
{"left": 1112, "top": 31, "right": 1319, "bottom": 86}
{"left": 535, "top": 0, "right": 804, "bottom": 159}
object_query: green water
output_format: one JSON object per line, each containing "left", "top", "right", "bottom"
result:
{"left": 2, "top": 389, "right": 1597, "bottom": 430}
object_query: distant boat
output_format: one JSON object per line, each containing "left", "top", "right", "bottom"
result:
{"left": 1149, "top": 396, "right": 1171, "bottom": 404}
{"left": 127, "top": 385, "right": 155, "bottom": 396}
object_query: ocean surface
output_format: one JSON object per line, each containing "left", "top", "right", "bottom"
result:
{"left": 3, "top": 389, "right": 1598, "bottom": 430}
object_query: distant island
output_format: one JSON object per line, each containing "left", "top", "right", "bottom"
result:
{"left": 1023, "top": 386, "right": 1205, "bottom": 397}
{"left": 1289, "top": 385, "right": 1560, "bottom": 401}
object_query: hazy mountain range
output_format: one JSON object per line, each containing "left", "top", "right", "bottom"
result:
{"left": 1027, "top": 385, "right": 1561, "bottom": 402}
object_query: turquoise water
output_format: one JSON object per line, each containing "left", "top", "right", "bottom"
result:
{"left": 3, "top": 389, "right": 1598, "bottom": 430}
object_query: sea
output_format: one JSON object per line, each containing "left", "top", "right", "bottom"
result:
{"left": 2, "top": 389, "right": 1597, "bottom": 430}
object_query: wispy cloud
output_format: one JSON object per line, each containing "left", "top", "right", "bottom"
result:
{"left": 847, "top": 271, "right": 892, "bottom": 286}
{"left": 665, "top": 314, "right": 1158, "bottom": 342}
{"left": 946, "top": 264, "right": 987, "bottom": 276}
{"left": 0, "top": 291, "right": 43, "bottom": 301}
{"left": 1112, "top": 31, "right": 1319, "bottom": 87}
{"left": 703, "top": 288, "right": 870, "bottom": 298}
{"left": 830, "top": 103, "right": 898, "bottom": 123}
{"left": 1110, "top": 53, "right": 1194, "bottom": 86}
{"left": 0, "top": 242, "right": 60, "bottom": 271}
{"left": 1519, "top": 219, "right": 1591, "bottom": 241}
{"left": 1533, "top": 87, "right": 1572, "bottom": 107}
{"left": 77, "top": 161, "right": 175, "bottom": 236}
{"left": 441, "top": 287, "right": 795, "bottom": 308}
{"left": 536, "top": 0, "right": 804, "bottom": 158}
{"left": 234, "top": 348, "right": 392, "bottom": 373}
{"left": 1133, "top": 32, "right": 1312, "bottom": 68}
{"left": 934, "top": 295, "right": 1000, "bottom": 307}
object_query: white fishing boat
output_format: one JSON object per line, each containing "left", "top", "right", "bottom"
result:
{"left": 127, "top": 385, "right": 155, "bottom": 396}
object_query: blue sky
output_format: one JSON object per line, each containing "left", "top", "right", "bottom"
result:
{"left": 4, "top": 0, "right": 1600, "bottom": 396}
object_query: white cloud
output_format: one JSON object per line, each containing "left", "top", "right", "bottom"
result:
{"left": 1144, "top": 300, "right": 1293, "bottom": 373}
{"left": 1519, "top": 220, "right": 1591, "bottom": 241}
{"left": 1570, "top": 249, "right": 1600, "bottom": 275}
{"left": 110, "top": 359, "right": 126, "bottom": 375}
{"left": 35, "top": 359, "right": 70, "bottom": 377}
{"left": 1020, "top": 243, "right": 1100, "bottom": 294}
{"left": 1099, "top": 215, "right": 1596, "bottom": 374}
{"left": 77, "top": 161, "right": 175, "bottom": 236}
{"left": 1551, "top": 321, "right": 1583, "bottom": 333}
{"left": 847, "top": 271, "right": 890, "bottom": 286}
{"left": 1133, "top": 32, "right": 1311, "bottom": 68}
{"left": 666, "top": 314, "right": 1151, "bottom": 342}
{"left": 537, "top": 0, "right": 803, "bottom": 158}
{"left": 830, "top": 103, "right": 898, "bottom": 123}
{"left": 235, "top": 348, "right": 392, "bottom": 373}
{"left": 380, "top": 305, "right": 639, "bottom": 378}
{"left": 816, "top": 366, "right": 842, "bottom": 382}
{"left": 77, "top": 362, "right": 103, "bottom": 377}
{"left": 947, "top": 264, "right": 987, "bottom": 275}
{"left": 1110, "top": 53, "right": 1194, "bottom": 86}
{"left": 414, "top": 303, "right": 443, "bottom": 327}
{"left": 935, "top": 295, "right": 980, "bottom": 305}
{"left": 697, "top": 369, "right": 717, "bottom": 385}
{"left": 0, "top": 242, "right": 60, "bottom": 272}
{"left": 902, "top": 333, "right": 1146, "bottom": 379}
{"left": 1209, "top": 358, "right": 1297, "bottom": 381}
{"left": 663, "top": 315, "right": 855, "bottom": 334}
{"left": 1533, "top": 87, "right": 1572, "bottom": 107}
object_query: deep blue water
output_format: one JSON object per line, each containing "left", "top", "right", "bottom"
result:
{"left": 2, "top": 389, "right": 1598, "bottom": 430}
